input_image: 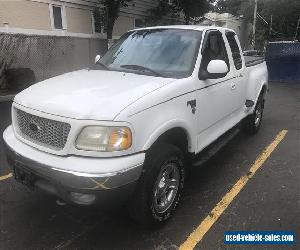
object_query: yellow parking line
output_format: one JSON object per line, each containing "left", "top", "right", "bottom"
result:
{"left": 0, "top": 173, "right": 13, "bottom": 181}
{"left": 179, "top": 130, "right": 288, "bottom": 250}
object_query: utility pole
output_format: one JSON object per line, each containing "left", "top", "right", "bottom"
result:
{"left": 294, "top": 18, "right": 300, "bottom": 41}
{"left": 269, "top": 15, "right": 273, "bottom": 38}
{"left": 252, "top": 0, "right": 258, "bottom": 48}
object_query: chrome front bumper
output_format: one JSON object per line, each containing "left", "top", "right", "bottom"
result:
{"left": 3, "top": 126, "right": 145, "bottom": 205}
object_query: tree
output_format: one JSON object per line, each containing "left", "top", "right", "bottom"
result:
{"left": 176, "top": 0, "right": 210, "bottom": 24}
{"left": 260, "top": 0, "right": 300, "bottom": 41}
{"left": 212, "top": 0, "right": 243, "bottom": 15}
{"left": 145, "top": 0, "right": 179, "bottom": 26}
{"left": 98, "top": 0, "right": 132, "bottom": 39}
{"left": 213, "top": 0, "right": 300, "bottom": 47}
{"left": 146, "top": 0, "right": 209, "bottom": 26}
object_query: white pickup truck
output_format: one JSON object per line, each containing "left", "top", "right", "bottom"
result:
{"left": 3, "top": 26, "right": 268, "bottom": 225}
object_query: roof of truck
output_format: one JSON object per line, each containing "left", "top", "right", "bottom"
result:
{"left": 132, "top": 25, "right": 234, "bottom": 33}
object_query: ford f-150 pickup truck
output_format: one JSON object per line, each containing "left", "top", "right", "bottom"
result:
{"left": 3, "top": 26, "right": 268, "bottom": 225}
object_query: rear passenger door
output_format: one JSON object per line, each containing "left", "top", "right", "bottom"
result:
{"left": 225, "top": 31, "right": 246, "bottom": 114}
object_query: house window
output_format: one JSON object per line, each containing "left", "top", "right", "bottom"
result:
{"left": 52, "top": 6, "right": 63, "bottom": 29}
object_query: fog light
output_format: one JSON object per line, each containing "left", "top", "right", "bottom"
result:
{"left": 70, "top": 192, "right": 96, "bottom": 205}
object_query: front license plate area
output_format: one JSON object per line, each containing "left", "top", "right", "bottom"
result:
{"left": 13, "top": 162, "right": 35, "bottom": 189}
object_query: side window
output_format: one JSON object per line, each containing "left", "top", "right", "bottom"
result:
{"left": 226, "top": 32, "right": 243, "bottom": 70}
{"left": 199, "top": 31, "right": 230, "bottom": 78}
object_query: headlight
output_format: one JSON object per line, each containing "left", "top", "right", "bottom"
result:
{"left": 76, "top": 126, "right": 132, "bottom": 152}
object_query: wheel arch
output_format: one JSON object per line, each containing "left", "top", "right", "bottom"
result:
{"left": 142, "top": 121, "right": 194, "bottom": 154}
{"left": 256, "top": 81, "right": 268, "bottom": 102}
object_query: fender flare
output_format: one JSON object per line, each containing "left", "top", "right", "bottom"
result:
{"left": 248, "top": 81, "right": 268, "bottom": 113}
{"left": 255, "top": 81, "right": 268, "bottom": 104}
{"left": 142, "top": 119, "right": 195, "bottom": 152}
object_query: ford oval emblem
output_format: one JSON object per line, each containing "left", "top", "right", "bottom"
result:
{"left": 29, "top": 122, "right": 42, "bottom": 133}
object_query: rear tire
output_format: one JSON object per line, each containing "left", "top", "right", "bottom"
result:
{"left": 242, "top": 93, "right": 264, "bottom": 134}
{"left": 128, "top": 144, "right": 185, "bottom": 226}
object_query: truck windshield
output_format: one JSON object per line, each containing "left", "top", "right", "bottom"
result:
{"left": 98, "top": 29, "right": 203, "bottom": 78}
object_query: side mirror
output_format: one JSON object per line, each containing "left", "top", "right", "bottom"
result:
{"left": 207, "top": 60, "right": 228, "bottom": 75}
{"left": 199, "top": 60, "right": 229, "bottom": 80}
{"left": 95, "top": 54, "right": 101, "bottom": 64}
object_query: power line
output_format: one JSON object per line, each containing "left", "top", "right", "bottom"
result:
{"left": 257, "top": 13, "right": 268, "bottom": 26}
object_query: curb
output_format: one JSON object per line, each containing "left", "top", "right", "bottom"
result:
{"left": 0, "top": 94, "right": 15, "bottom": 103}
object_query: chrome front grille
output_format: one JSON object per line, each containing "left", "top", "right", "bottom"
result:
{"left": 14, "top": 108, "right": 71, "bottom": 151}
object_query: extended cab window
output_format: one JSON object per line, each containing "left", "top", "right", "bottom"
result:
{"left": 199, "top": 31, "right": 230, "bottom": 78}
{"left": 226, "top": 32, "right": 243, "bottom": 70}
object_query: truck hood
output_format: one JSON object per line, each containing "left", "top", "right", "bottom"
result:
{"left": 14, "top": 69, "right": 175, "bottom": 120}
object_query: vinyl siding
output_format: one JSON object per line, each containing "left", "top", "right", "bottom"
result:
{"left": 67, "top": 0, "right": 157, "bottom": 13}
{"left": 0, "top": 0, "right": 181, "bottom": 38}
{"left": 0, "top": 1, "right": 51, "bottom": 30}
{"left": 66, "top": 7, "right": 93, "bottom": 34}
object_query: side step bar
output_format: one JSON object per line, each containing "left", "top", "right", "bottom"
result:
{"left": 192, "top": 127, "right": 240, "bottom": 167}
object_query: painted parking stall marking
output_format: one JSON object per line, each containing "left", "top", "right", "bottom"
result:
{"left": 179, "top": 130, "right": 288, "bottom": 250}
{"left": 0, "top": 172, "right": 12, "bottom": 181}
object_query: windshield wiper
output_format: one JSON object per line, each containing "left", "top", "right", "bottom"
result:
{"left": 120, "top": 64, "right": 164, "bottom": 77}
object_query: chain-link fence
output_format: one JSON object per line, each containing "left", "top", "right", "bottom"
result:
{"left": 0, "top": 33, "right": 107, "bottom": 95}
{"left": 266, "top": 42, "right": 300, "bottom": 83}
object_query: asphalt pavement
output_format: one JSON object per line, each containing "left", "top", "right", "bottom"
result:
{"left": 0, "top": 82, "right": 299, "bottom": 250}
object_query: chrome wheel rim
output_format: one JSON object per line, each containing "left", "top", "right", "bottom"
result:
{"left": 153, "top": 162, "right": 180, "bottom": 214}
{"left": 254, "top": 103, "right": 262, "bottom": 127}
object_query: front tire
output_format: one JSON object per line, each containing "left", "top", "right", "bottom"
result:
{"left": 128, "top": 144, "right": 185, "bottom": 226}
{"left": 242, "top": 93, "right": 264, "bottom": 134}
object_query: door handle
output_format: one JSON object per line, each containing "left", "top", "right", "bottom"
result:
{"left": 231, "top": 83, "right": 236, "bottom": 90}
